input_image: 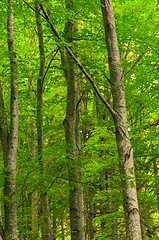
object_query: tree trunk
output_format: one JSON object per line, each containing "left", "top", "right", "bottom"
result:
{"left": 61, "top": 219, "right": 67, "bottom": 240}
{"left": 0, "top": 1, "right": 19, "bottom": 239}
{"left": 62, "top": 1, "right": 85, "bottom": 239}
{"left": 100, "top": 0, "right": 142, "bottom": 239}
{"left": 35, "top": 3, "right": 52, "bottom": 239}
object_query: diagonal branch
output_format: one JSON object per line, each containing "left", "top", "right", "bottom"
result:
{"left": 22, "top": 0, "right": 117, "bottom": 118}
{"left": 39, "top": 4, "right": 117, "bottom": 118}
{"left": 42, "top": 47, "right": 59, "bottom": 86}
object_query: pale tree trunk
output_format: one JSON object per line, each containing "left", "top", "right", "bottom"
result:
{"left": 0, "top": 1, "right": 18, "bottom": 239}
{"left": 100, "top": 0, "right": 142, "bottom": 239}
{"left": 35, "top": 3, "right": 52, "bottom": 240}
{"left": 62, "top": 1, "right": 85, "bottom": 239}
{"left": 61, "top": 219, "right": 67, "bottom": 240}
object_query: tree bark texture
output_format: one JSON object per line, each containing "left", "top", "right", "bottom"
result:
{"left": 0, "top": 1, "right": 18, "bottom": 239}
{"left": 35, "top": 3, "right": 52, "bottom": 240}
{"left": 63, "top": 1, "right": 85, "bottom": 239}
{"left": 61, "top": 219, "right": 67, "bottom": 240}
{"left": 100, "top": 0, "right": 142, "bottom": 239}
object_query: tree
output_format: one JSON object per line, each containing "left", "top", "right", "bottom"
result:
{"left": 0, "top": 0, "right": 18, "bottom": 239}
{"left": 35, "top": 3, "right": 52, "bottom": 239}
{"left": 100, "top": 0, "right": 142, "bottom": 239}
{"left": 62, "top": 1, "right": 85, "bottom": 239}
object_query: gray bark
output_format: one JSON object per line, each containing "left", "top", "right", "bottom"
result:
{"left": 100, "top": 0, "right": 142, "bottom": 239}
{"left": 62, "top": 1, "right": 85, "bottom": 239}
{"left": 0, "top": 1, "right": 19, "bottom": 239}
{"left": 61, "top": 219, "right": 67, "bottom": 240}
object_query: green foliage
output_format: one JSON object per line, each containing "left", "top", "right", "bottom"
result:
{"left": 0, "top": 0, "right": 159, "bottom": 238}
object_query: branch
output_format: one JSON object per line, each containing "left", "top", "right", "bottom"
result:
{"left": 38, "top": 4, "right": 117, "bottom": 118}
{"left": 42, "top": 47, "right": 59, "bottom": 86}
{"left": 22, "top": 0, "right": 46, "bottom": 19}
{"left": 22, "top": 1, "right": 118, "bottom": 118}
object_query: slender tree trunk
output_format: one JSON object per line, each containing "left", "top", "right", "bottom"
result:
{"left": 61, "top": 219, "right": 67, "bottom": 240}
{"left": 35, "top": 3, "right": 52, "bottom": 239}
{"left": 100, "top": 0, "right": 142, "bottom": 239}
{"left": 62, "top": 1, "right": 85, "bottom": 239}
{"left": 0, "top": 1, "right": 18, "bottom": 239}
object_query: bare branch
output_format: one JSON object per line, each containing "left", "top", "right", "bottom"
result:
{"left": 42, "top": 47, "right": 59, "bottom": 86}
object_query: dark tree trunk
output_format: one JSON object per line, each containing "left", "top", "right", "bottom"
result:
{"left": 35, "top": 3, "right": 52, "bottom": 239}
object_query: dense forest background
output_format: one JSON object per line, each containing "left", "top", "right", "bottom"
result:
{"left": 0, "top": 0, "right": 159, "bottom": 239}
